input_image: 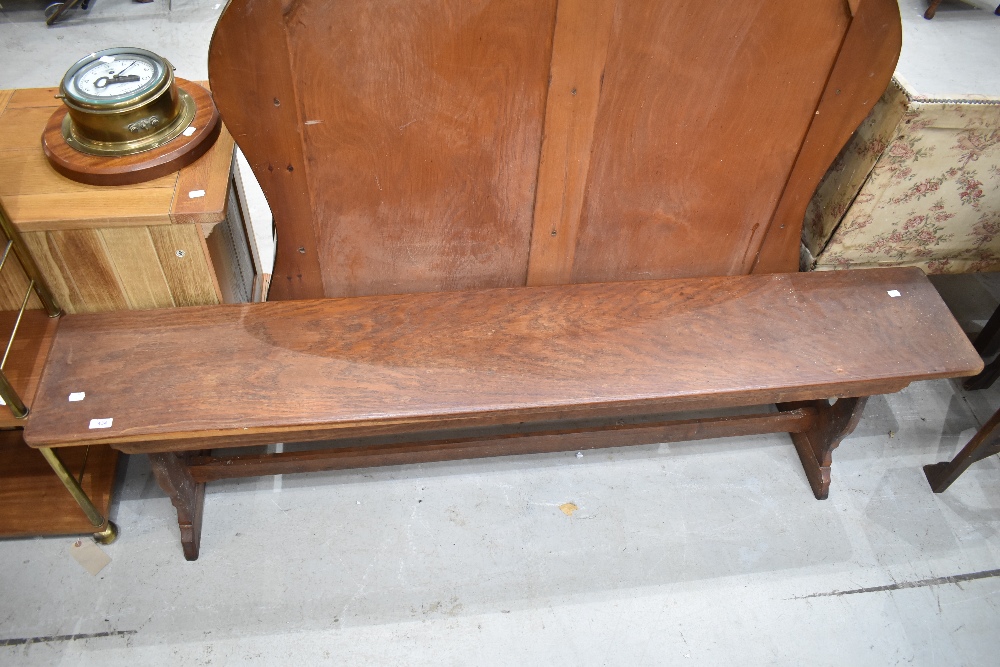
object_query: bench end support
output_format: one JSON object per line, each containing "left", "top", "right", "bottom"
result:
{"left": 779, "top": 396, "right": 868, "bottom": 500}
{"left": 149, "top": 452, "right": 205, "bottom": 561}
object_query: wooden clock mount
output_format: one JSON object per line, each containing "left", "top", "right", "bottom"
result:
{"left": 42, "top": 47, "right": 220, "bottom": 186}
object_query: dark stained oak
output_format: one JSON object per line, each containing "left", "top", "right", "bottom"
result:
{"left": 924, "top": 406, "right": 1000, "bottom": 493}
{"left": 778, "top": 397, "right": 869, "bottom": 499}
{"left": 208, "top": 0, "right": 900, "bottom": 299}
{"left": 23, "top": 267, "right": 981, "bottom": 453}
{"left": 149, "top": 452, "right": 204, "bottom": 561}
{"left": 186, "top": 408, "right": 821, "bottom": 483}
{"left": 20, "top": 0, "right": 939, "bottom": 559}
{"left": 41, "top": 81, "right": 221, "bottom": 187}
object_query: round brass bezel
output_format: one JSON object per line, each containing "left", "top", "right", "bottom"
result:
{"left": 61, "top": 89, "right": 197, "bottom": 156}
{"left": 57, "top": 47, "right": 191, "bottom": 157}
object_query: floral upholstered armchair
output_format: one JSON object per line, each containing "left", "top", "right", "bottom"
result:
{"left": 803, "top": 78, "right": 1000, "bottom": 274}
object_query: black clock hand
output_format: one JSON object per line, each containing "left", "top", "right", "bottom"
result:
{"left": 115, "top": 61, "right": 137, "bottom": 77}
{"left": 94, "top": 74, "right": 141, "bottom": 88}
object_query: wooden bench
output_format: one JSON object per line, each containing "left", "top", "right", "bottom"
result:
{"left": 23, "top": 268, "right": 981, "bottom": 559}
{"left": 14, "top": 0, "right": 985, "bottom": 560}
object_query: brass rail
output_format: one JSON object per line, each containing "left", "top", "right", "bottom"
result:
{"left": 0, "top": 198, "right": 117, "bottom": 543}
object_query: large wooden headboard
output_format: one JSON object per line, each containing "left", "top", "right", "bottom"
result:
{"left": 209, "top": 0, "right": 901, "bottom": 301}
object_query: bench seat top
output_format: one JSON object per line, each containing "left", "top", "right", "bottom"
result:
{"left": 23, "top": 267, "right": 981, "bottom": 452}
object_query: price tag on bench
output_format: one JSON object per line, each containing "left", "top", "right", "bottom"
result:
{"left": 89, "top": 418, "right": 113, "bottom": 429}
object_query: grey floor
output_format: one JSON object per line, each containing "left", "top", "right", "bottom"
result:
{"left": 2, "top": 1, "right": 1000, "bottom": 665}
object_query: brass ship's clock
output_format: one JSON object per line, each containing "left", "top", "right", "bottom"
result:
{"left": 42, "top": 47, "right": 220, "bottom": 186}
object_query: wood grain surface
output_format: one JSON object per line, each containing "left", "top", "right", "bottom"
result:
{"left": 0, "top": 309, "right": 58, "bottom": 429}
{"left": 526, "top": 0, "right": 616, "bottom": 286}
{"left": 0, "top": 85, "right": 237, "bottom": 313}
{"left": 750, "top": 0, "right": 902, "bottom": 273}
{"left": 187, "top": 408, "right": 819, "bottom": 482}
{"left": 568, "top": 1, "right": 849, "bottom": 282}
{"left": 41, "top": 80, "right": 221, "bottom": 187}
{"left": 0, "top": 84, "right": 234, "bottom": 232}
{"left": 0, "top": 430, "right": 118, "bottom": 537}
{"left": 208, "top": 0, "right": 328, "bottom": 300}
{"left": 213, "top": 0, "right": 558, "bottom": 298}
{"left": 24, "top": 267, "right": 981, "bottom": 452}
{"left": 208, "top": 0, "right": 899, "bottom": 299}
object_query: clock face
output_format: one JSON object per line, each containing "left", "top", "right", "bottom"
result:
{"left": 62, "top": 48, "right": 168, "bottom": 106}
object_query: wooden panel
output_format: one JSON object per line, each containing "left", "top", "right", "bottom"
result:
{"left": 526, "top": 0, "right": 616, "bottom": 286}
{"left": 0, "top": 89, "right": 13, "bottom": 115}
{"left": 0, "top": 151, "right": 178, "bottom": 199}
{"left": 24, "top": 268, "right": 981, "bottom": 451}
{"left": 148, "top": 224, "right": 221, "bottom": 306}
{"left": 211, "top": 0, "right": 558, "bottom": 299}
{"left": 100, "top": 228, "right": 176, "bottom": 310}
{"left": 209, "top": 0, "right": 325, "bottom": 300}
{"left": 7, "top": 190, "right": 175, "bottom": 232}
{"left": 19, "top": 231, "right": 83, "bottom": 314}
{"left": 0, "top": 430, "right": 119, "bottom": 537}
{"left": 569, "top": 1, "right": 850, "bottom": 282}
{"left": 0, "top": 248, "right": 43, "bottom": 311}
{"left": 0, "top": 309, "right": 58, "bottom": 429}
{"left": 46, "top": 230, "right": 129, "bottom": 313}
{"left": 170, "top": 125, "right": 235, "bottom": 225}
{"left": 751, "top": 0, "right": 903, "bottom": 273}
{"left": 6, "top": 87, "right": 61, "bottom": 109}
{"left": 0, "top": 107, "right": 59, "bottom": 151}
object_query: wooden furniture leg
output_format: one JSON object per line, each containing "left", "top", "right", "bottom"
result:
{"left": 149, "top": 452, "right": 205, "bottom": 561}
{"left": 924, "top": 407, "right": 1000, "bottom": 492}
{"left": 925, "top": 0, "right": 1000, "bottom": 18}
{"left": 778, "top": 397, "right": 869, "bottom": 500}
{"left": 963, "top": 302, "right": 1000, "bottom": 390}
{"left": 964, "top": 356, "right": 1000, "bottom": 391}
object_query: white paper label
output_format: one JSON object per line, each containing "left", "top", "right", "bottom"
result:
{"left": 89, "top": 418, "right": 113, "bottom": 429}
{"left": 887, "top": 290, "right": 901, "bottom": 298}
{"left": 0, "top": 396, "right": 5, "bottom": 406}
{"left": 188, "top": 189, "right": 206, "bottom": 199}
{"left": 183, "top": 126, "right": 197, "bottom": 137}
{"left": 99, "top": 55, "right": 116, "bottom": 63}
{"left": 69, "top": 392, "right": 86, "bottom": 402}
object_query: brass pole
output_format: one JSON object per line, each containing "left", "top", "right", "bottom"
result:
{"left": 0, "top": 200, "right": 61, "bottom": 318}
{"left": 38, "top": 447, "right": 118, "bottom": 544}
{"left": 0, "top": 367, "right": 27, "bottom": 418}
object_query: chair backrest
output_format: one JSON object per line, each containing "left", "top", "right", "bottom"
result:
{"left": 209, "top": 0, "right": 901, "bottom": 301}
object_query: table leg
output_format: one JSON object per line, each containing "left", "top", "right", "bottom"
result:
{"left": 924, "top": 406, "right": 1000, "bottom": 492}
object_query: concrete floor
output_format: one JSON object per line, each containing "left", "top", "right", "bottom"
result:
{"left": 2, "top": 1, "right": 1000, "bottom": 665}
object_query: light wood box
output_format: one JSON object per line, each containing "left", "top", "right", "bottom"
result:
{"left": 0, "top": 86, "right": 261, "bottom": 314}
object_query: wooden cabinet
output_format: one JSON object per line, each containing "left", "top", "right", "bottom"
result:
{"left": 0, "top": 86, "right": 262, "bottom": 315}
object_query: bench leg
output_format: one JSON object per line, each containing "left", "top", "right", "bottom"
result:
{"left": 924, "top": 406, "right": 1000, "bottom": 493}
{"left": 777, "top": 397, "right": 868, "bottom": 500}
{"left": 149, "top": 452, "right": 205, "bottom": 561}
